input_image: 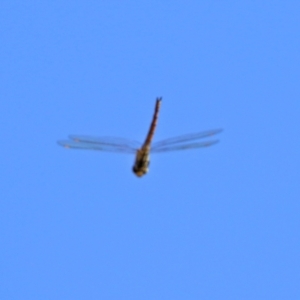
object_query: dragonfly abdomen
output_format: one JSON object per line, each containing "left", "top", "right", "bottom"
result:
{"left": 142, "top": 97, "right": 162, "bottom": 148}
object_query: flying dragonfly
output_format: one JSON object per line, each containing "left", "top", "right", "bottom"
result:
{"left": 58, "top": 98, "right": 222, "bottom": 177}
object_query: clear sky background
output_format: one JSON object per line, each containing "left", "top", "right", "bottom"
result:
{"left": 1, "top": 1, "right": 300, "bottom": 299}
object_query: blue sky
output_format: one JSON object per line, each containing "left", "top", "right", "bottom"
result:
{"left": 1, "top": 1, "right": 300, "bottom": 299}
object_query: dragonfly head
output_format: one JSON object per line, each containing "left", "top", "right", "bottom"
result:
{"left": 132, "top": 148, "right": 150, "bottom": 177}
{"left": 132, "top": 167, "right": 148, "bottom": 177}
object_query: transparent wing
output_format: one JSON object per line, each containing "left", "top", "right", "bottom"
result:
{"left": 151, "top": 129, "right": 222, "bottom": 153}
{"left": 57, "top": 135, "right": 140, "bottom": 154}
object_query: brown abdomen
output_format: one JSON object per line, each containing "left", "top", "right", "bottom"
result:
{"left": 142, "top": 97, "right": 162, "bottom": 148}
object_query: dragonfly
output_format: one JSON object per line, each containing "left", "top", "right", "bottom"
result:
{"left": 58, "top": 98, "right": 222, "bottom": 177}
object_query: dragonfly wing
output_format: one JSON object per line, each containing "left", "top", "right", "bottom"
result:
{"left": 151, "top": 129, "right": 222, "bottom": 148}
{"left": 151, "top": 140, "right": 219, "bottom": 153}
{"left": 57, "top": 135, "right": 139, "bottom": 153}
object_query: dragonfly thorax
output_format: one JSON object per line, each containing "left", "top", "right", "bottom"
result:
{"left": 132, "top": 148, "right": 150, "bottom": 177}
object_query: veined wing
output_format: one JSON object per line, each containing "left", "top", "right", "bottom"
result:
{"left": 57, "top": 135, "right": 140, "bottom": 153}
{"left": 151, "top": 129, "right": 222, "bottom": 153}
